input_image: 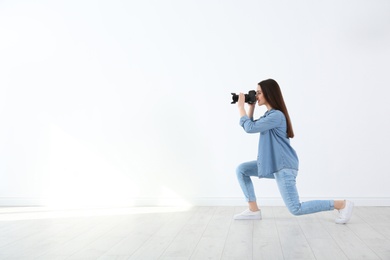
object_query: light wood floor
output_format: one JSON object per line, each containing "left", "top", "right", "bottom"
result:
{"left": 0, "top": 206, "right": 390, "bottom": 259}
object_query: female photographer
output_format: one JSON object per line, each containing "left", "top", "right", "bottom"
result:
{"left": 234, "top": 79, "right": 353, "bottom": 224}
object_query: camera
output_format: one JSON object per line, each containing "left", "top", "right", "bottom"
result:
{"left": 231, "top": 90, "right": 257, "bottom": 104}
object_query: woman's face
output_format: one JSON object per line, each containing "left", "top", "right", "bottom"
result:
{"left": 256, "top": 85, "right": 268, "bottom": 106}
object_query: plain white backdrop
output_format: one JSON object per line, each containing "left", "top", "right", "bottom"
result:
{"left": 1, "top": 0, "right": 390, "bottom": 207}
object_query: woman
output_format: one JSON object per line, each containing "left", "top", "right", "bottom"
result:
{"left": 234, "top": 79, "right": 353, "bottom": 224}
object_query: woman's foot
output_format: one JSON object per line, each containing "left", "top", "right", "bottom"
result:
{"left": 233, "top": 209, "right": 262, "bottom": 220}
{"left": 335, "top": 200, "right": 354, "bottom": 224}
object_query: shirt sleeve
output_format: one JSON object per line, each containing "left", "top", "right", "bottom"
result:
{"left": 239, "top": 110, "right": 284, "bottom": 133}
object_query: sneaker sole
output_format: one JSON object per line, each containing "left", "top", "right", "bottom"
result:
{"left": 234, "top": 215, "right": 262, "bottom": 220}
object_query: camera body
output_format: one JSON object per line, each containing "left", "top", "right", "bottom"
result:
{"left": 231, "top": 90, "right": 257, "bottom": 104}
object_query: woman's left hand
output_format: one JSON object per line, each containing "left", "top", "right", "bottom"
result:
{"left": 237, "top": 93, "right": 245, "bottom": 108}
{"left": 237, "top": 93, "right": 247, "bottom": 117}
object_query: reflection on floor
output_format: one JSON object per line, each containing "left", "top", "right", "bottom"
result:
{"left": 0, "top": 206, "right": 389, "bottom": 259}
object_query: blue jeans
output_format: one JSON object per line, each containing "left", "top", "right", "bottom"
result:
{"left": 236, "top": 161, "right": 334, "bottom": 215}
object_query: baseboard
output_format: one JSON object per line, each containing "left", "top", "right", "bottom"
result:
{"left": 188, "top": 197, "right": 390, "bottom": 207}
{"left": 1, "top": 197, "right": 390, "bottom": 207}
{"left": 0, "top": 197, "right": 43, "bottom": 207}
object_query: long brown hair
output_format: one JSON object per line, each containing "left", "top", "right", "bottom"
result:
{"left": 259, "top": 79, "right": 294, "bottom": 138}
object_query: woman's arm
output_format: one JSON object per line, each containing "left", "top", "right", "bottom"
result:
{"left": 240, "top": 110, "right": 283, "bottom": 133}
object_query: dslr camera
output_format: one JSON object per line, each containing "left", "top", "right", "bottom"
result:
{"left": 231, "top": 90, "right": 257, "bottom": 104}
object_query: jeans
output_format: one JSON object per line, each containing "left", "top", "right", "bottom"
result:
{"left": 236, "top": 161, "right": 334, "bottom": 215}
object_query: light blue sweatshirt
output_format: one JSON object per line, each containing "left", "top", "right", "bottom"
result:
{"left": 239, "top": 109, "right": 299, "bottom": 178}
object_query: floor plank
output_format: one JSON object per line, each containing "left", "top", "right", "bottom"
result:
{"left": 252, "top": 207, "right": 284, "bottom": 260}
{"left": 189, "top": 207, "right": 234, "bottom": 260}
{"left": 220, "top": 207, "right": 254, "bottom": 260}
{"left": 159, "top": 207, "right": 215, "bottom": 259}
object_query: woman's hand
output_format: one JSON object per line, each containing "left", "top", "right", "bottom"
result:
{"left": 237, "top": 93, "right": 247, "bottom": 117}
{"left": 237, "top": 93, "right": 245, "bottom": 109}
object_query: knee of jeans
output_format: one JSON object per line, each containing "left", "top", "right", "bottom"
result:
{"left": 235, "top": 165, "right": 244, "bottom": 177}
{"left": 287, "top": 205, "right": 302, "bottom": 216}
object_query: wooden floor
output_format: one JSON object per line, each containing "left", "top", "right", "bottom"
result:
{"left": 0, "top": 206, "right": 390, "bottom": 259}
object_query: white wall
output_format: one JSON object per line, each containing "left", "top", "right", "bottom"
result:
{"left": 1, "top": 0, "right": 390, "bottom": 207}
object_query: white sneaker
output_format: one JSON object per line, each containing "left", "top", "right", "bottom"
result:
{"left": 335, "top": 200, "right": 354, "bottom": 224}
{"left": 233, "top": 209, "right": 262, "bottom": 220}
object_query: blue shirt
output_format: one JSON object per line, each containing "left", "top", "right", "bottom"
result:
{"left": 239, "top": 109, "right": 299, "bottom": 178}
